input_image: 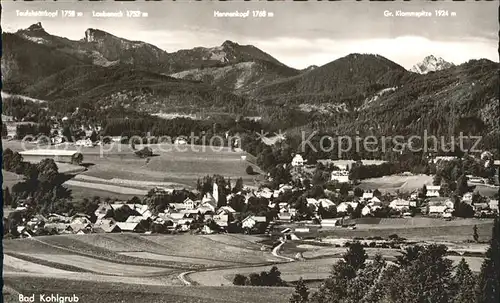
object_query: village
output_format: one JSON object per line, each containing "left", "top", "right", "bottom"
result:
{"left": 6, "top": 150, "right": 499, "bottom": 241}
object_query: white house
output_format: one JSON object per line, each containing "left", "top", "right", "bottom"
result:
{"left": 306, "top": 198, "right": 319, "bottom": 207}
{"left": 362, "top": 205, "right": 381, "bottom": 216}
{"left": 337, "top": 202, "right": 359, "bottom": 213}
{"left": 489, "top": 199, "right": 499, "bottom": 212}
{"left": 318, "top": 199, "right": 336, "bottom": 209}
{"left": 183, "top": 198, "right": 195, "bottom": 210}
{"left": 428, "top": 198, "right": 454, "bottom": 216}
{"left": 389, "top": 199, "right": 412, "bottom": 211}
{"left": 291, "top": 154, "right": 305, "bottom": 167}
{"left": 331, "top": 170, "right": 349, "bottom": 183}
{"left": 216, "top": 206, "right": 236, "bottom": 216}
{"left": 462, "top": 192, "right": 474, "bottom": 203}
{"left": 242, "top": 215, "right": 267, "bottom": 229}
{"left": 426, "top": 186, "right": 441, "bottom": 197}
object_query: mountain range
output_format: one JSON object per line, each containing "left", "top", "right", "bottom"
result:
{"left": 2, "top": 23, "right": 498, "bottom": 143}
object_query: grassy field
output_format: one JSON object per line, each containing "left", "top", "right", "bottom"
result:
{"left": 358, "top": 174, "right": 433, "bottom": 193}
{"left": 317, "top": 220, "right": 494, "bottom": 242}
{"left": 3, "top": 277, "right": 292, "bottom": 303}
{"left": 3, "top": 234, "right": 281, "bottom": 285}
{"left": 3, "top": 140, "right": 263, "bottom": 200}
{"left": 188, "top": 258, "right": 342, "bottom": 286}
{"left": 2, "top": 170, "right": 24, "bottom": 189}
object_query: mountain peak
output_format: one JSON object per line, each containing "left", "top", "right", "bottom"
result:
{"left": 28, "top": 22, "right": 44, "bottom": 31}
{"left": 84, "top": 28, "right": 111, "bottom": 42}
{"left": 18, "top": 22, "right": 46, "bottom": 34}
{"left": 221, "top": 40, "right": 238, "bottom": 48}
{"left": 410, "top": 55, "right": 454, "bottom": 74}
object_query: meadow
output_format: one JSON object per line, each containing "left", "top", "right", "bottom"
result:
{"left": 2, "top": 140, "right": 263, "bottom": 200}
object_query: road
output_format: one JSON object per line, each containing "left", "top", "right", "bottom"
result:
{"left": 272, "top": 240, "right": 295, "bottom": 262}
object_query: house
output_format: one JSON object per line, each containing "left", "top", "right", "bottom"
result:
{"left": 44, "top": 223, "right": 72, "bottom": 233}
{"left": 389, "top": 199, "right": 412, "bottom": 211}
{"left": 201, "top": 225, "right": 214, "bottom": 234}
{"left": 70, "top": 223, "right": 93, "bottom": 234}
{"left": 337, "top": 202, "right": 359, "bottom": 213}
{"left": 321, "top": 218, "right": 339, "bottom": 227}
{"left": 331, "top": 170, "right": 349, "bottom": 183}
{"left": 116, "top": 222, "right": 146, "bottom": 233}
{"left": 75, "top": 138, "right": 93, "bottom": 147}
{"left": 183, "top": 198, "right": 195, "bottom": 210}
{"left": 213, "top": 214, "right": 229, "bottom": 227}
{"left": 170, "top": 203, "right": 187, "bottom": 211}
{"left": 306, "top": 198, "right": 319, "bottom": 208}
{"left": 362, "top": 192, "right": 374, "bottom": 201}
{"left": 291, "top": 154, "right": 305, "bottom": 167}
{"left": 426, "top": 186, "right": 441, "bottom": 197}
{"left": 318, "top": 199, "right": 336, "bottom": 209}
{"left": 431, "top": 156, "right": 457, "bottom": 164}
{"left": 216, "top": 206, "right": 236, "bottom": 216}
{"left": 488, "top": 199, "right": 499, "bottom": 212}
{"left": 278, "top": 212, "right": 292, "bottom": 222}
{"left": 70, "top": 213, "right": 92, "bottom": 225}
{"left": 130, "top": 204, "right": 153, "bottom": 219}
{"left": 428, "top": 198, "right": 454, "bottom": 216}
{"left": 126, "top": 215, "right": 149, "bottom": 224}
{"left": 410, "top": 192, "right": 418, "bottom": 200}
{"left": 47, "top": 213, "right": 71, "bottom": 223}
{"left": 95, "top": 203, "right": 113, "bottom": 219}
{"left": 368, "top": 196, "right": 381, "bottom": 204}
{"left": 241, "top": 215, "right": 267, "bottom": 229}
{"left": 362, "top": 205, "right": 381, "bottom": 216}
{"left": 462, "top": 192, "right": 474, "bottom": 203}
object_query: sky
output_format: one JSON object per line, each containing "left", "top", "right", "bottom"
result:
{"left": 2, "top": 1, "right": 498, "bottom": 69}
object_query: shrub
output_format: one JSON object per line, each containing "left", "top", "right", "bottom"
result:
{"left": 233, "top": 274, "right": 248, "bottom": 286}
{"left": 388, "top": 234, "right": 399, "bottom": 240}
{"left": 246, "top": 165, "right": 254, "bottom": 175}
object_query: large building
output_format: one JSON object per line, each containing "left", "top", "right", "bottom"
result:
{"left": 331, "top": 170, "right": 349, "bottom": 183}
{"left": 19, "top": 149, "right": 79, "bottom": 163}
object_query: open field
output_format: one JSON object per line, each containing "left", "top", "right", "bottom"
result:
{"left": 188, "top": 258, "right": 342, "bottom": 286}
{"left": 2, "top": 170, "right": 24, "bottom": 189}
{"left": 15, "top": 253, "right": 170, "bottom": 276}
{"left": 144, "top": 234, "right": 282, "bottom": 264}
{"left": 359, "top": 174, "right": 433, "bottom": 193}
{"left": 3, "top": 276, "right": 292, "bottom": 303}
{"left": 64, "top": 179, "right": 149, "bottom": 196}
{"left": 317, "top": 220, "right": 494, "bottom": 242}
{"left": 2, "top": 234, "right": 281, "bottom": 285}
{"left": 3, "top": 140, "right": 263, "bottom": 199}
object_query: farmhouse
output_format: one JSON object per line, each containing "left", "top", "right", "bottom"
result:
{"left": 362, "top": 205, "right": 382, "bottom": 216}
{"left": 428, "top": 198, "right": 454, "bottom": 216}
{"left": 291, "top": 154, "right": 305, "bottom": 167}
{"left": 318, "top": 198, "right": 336, "bottom": 208}
{"left": 337, "top": 202, "right": 359, "bottom": 213}
{"left": 213, "top": 214, "right": 229, "bottom": 228}
{"left": 95, "top": 203, "right": 113, "bottom": 219}
{"left": 216, "top": 206, "right": 236, "bottom": 216}
{"left": 116, "top": 222, "right": 146, "bottom": 233}
{"left": 242, "top": 215, "right": 267, "bottom": 230}
{"left": 321, "top": 218, "right": 339, "bottom": 227}
{"left": 426, "top": 185, "right": 441, "bottom": 197}
{"left": 389, "top": 199, "right": 412, "bottom": 211}
{"left": 331, "top": 170, "right": 349, "bottom": 183}
{"left": 19, "top": 149, "right": 80, "bottom": 163}
{"left": 462, "top": 192, "right": 473, "bottom": 203}
{"left": 489, "top": 199, "right": 499, "bottom": 212}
